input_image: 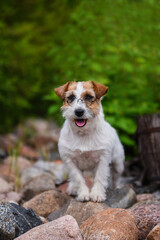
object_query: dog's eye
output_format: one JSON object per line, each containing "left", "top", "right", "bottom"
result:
{"left": 67, "top": 94, "right": 76, "bottom": 103}
{"left": 84, "top": 94, "right": 94, "bottom": 102}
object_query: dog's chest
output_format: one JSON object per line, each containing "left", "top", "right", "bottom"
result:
{"left": 71, "top": 149, "right": 101, "bottom": 171}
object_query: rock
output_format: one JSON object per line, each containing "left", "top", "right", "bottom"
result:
{"left": 50, "top": 152, "right": 61, "bottom": 161}
{"left": 146, "top": 223, "right": 160, "bottom": 240}
{"left": 0, "top": 177, "right": 12, "bottom": 194}
{"left": 22, "top": 174, "right": 55, "bottom": 200}
{"left": 34, "top": 136, "right": 56, "bottom": 151}
{"left": 20, "top": 145, "right": 39, "bottom": 160}
{"left": 57, "top": 182, "right": 69, "bottom": 193}
{"left": 80, "top": 208, "right": 138, "bottom": 240}
{"left": 0, "top": 202, "right": 16, "bottom": 240}
{"left": 17, "top": 119, "right": 60, "bottom": 152}
{"left": 137, "top": 193, "right": 156, "bottom": 202}
{"left": 23, "top": 190, "right": 69, "bottom": 217}
{"left": 0, "top": 156, "right": 31, "bottom": 184}
{"left": 135, "top": 182, "right": 160, "bottom": 194}
{"left": 47, "top": 200, "right": 71, "bottom": 222}
{"left": 21, "top": 167, "right": 53, "bottom": 185}
{"left": 58, "top": 185, "right": 136, "bottom": 209}
{"left": 130, "top": 200, "right": 160, "bottom": 240}
{"left": 154, "top": 190, "right": 160, "bottom": 200}
{"left": 34, "top": 160, "right": 68, "bottom": 184}
{"left": 0, "top": 163, "right": 15, "bottom": 182}
{"left": 0, "top": 202, "right": 43, "bottom": 239}
{"left": 48, "top": 199, "right": 109, "bottom": 225}
{"left": 0, "top": 192, "right": 22, "bottom": 203}
{"left": 4, "top": 156, "right": 32, "bottom": 174}
{"left": 104, "top": 186, "right": 137, "bottom": 208}
{"left": 14, "top": 215, "right": 82, "bottom": 240}
{"left": 0, "top": 148, "right": 7, "bottom": 159}
{"left": 25, "top": 119, "right": 50, "bottom": 135}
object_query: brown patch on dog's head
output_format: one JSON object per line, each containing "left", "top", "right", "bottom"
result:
{"left": 83, "top": 81, "right": 94, "bottom": 91}
{"left": 82, "top": 81, "right": 108, "bottom": 116}
{"left": 55, "top": 82, "right": 77, "bottom": 110}
{"left": 91, "top": 81, "right": 108, "bottom": 99}
{"left": 55, "top": 82, "right": 72, "bottom": 100}
{"left": 55, "top": 81, "right": 78, "bottom": 100}
{"left": 68, "top": 81, "right": 78, "bottom": 91}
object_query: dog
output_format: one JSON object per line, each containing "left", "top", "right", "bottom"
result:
{"left": 55, "top": 81, "right": 124, "bottom": 202}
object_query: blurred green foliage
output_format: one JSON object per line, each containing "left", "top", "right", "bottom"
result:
{"left": 0, "top": 0, "right": 160, "bottom": 156}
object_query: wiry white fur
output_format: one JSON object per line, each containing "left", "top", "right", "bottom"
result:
{"left": 58, "top": 82, "right": 124, "bottom": 202}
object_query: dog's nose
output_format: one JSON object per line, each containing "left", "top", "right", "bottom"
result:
{"left": 75, "top": 108, "right": 84, "bottom": 117}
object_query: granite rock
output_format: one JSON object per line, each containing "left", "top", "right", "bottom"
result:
{"left": 48, "top": 199, "right": 109, "bottom": 225}
{"left": 4, "top": 156, "right": 32, "bottom": 174}
{"left": 21, "top": 167, "right": 53, "bottom": 185}
{"left": 34, "top": 160, "right": 68, "bottom": 184}
{"left": 23, "top": 190, "right": 69, "bottom": 217}
{"left": 22, "top": 174, "right": 55, "bottom": 200}
{"left": 20, "top": 145, "right": 39, "bottom": 159}
{"left": 0, "top": 202, "right": 43, "bottom": 239}
{"left": 137, "top": 193, "right": 156, "bottom": 202}
{"left": 105, "top": 186, "right": 137, "bottom": 208}
{"left": 0, "top": 202, "right": 16, "bottom": 240}
{"left": 80, "top": 208, "right": 138, "bottom": 240}
{"left": 15, "top": 215, "right": 82, "bottom": 240}
{"left": 0, "top": 177, "right": 12, "bottom": 194}
{"left": 130, "top": 200, "right": 160, "bottom": 240}
{"left": 146, "top": 223, "right": 160, "bottom": 240}
{"left": 0, "top": 192, "right": 22, "bottom": 203}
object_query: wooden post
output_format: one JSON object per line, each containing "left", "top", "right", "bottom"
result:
{"left": 137, "top": 113, "right": 160, "bottom": 184}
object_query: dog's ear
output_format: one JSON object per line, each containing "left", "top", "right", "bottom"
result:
{"left": 91, "top": 81, "right": 108, "bottom": 99}
{"left": 54, "top": 82, "right": 70, "bottom": 100}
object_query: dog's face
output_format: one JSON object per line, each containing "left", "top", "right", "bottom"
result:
{"left": 55, "top": 81, "right": 108, "bottom": 128}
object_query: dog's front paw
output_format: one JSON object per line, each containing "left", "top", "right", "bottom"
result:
{"left": 90, "top": 187, "right": 106, "bottom": 202}
{"left": 76, "top": 187, "right": 90, "bottom": 202}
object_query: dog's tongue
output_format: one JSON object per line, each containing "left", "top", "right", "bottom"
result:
{"left": 75, "top": 119, "right": 86, "bottom": 127}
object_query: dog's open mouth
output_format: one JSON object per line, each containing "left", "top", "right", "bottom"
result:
{"left": 75, "top": 119, "right": 87, "bottom": 127}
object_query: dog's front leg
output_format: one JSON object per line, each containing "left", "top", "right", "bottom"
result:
{"left": 90, "top": 152, "right": 111, "bottom": 202}
{"left": 66, "top": 160, "right": 90, "bottom": 201}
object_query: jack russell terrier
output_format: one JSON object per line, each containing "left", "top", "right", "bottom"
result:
{"left": 55, "top": 81, "right": 124, "bottom": 202}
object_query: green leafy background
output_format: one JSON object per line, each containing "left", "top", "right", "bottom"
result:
{"left": 0, "top": 0, "right": 160, "bottom": 158}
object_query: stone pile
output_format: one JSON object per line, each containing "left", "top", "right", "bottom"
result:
{"left": 0, "top": 119, "right": 159, "bottom": 240}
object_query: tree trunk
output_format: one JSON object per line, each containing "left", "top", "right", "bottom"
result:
{"left": 137, "top": 113, "right": 160, "bottom": 184}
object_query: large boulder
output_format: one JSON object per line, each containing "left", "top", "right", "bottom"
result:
{"left": 80, "top": 208, "right": 138, "bottom": 240}
{"left": 0, "top": 202, "right": 43, "bottom": 239}
{"left": 130, "top": 200, "right": 160, "bottom": 240}
{"left": 15, "top": 215, "right": 82, "bottom": 240}
{"left": 48, "top": 199, "right": 109, "bottom": 225}
{"left": 23, "top": 190, "right": 69, "bottom": 217}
